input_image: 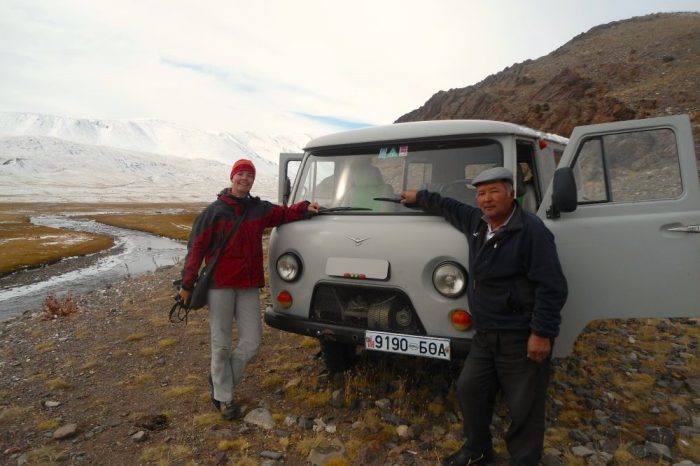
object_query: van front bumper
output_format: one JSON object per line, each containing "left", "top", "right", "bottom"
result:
{"left": 264, "top": 308, "right": 472, "bottom": 358}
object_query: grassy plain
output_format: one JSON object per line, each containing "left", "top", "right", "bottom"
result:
{"left": 0, "top": 203, "right": 204, "bottom": 276}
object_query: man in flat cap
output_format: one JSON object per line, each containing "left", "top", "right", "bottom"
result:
{"left": 401, "top": 167, "right": 567, "bottom": 466}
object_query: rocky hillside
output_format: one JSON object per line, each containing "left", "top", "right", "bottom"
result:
{"left": 396, "top": 13, "right": 700, "bottom": 160}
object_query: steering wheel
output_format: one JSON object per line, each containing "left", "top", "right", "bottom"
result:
{"left": 439, "top": 179, "right": 475, "bottom": 201}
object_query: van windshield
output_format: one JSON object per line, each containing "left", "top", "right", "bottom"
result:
{"left": 292, "top": 139, "right": 503, "bottom": 213}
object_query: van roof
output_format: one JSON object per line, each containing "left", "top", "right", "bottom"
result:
{"left": 305, "top": 119, "right": 568, "bottom": 150}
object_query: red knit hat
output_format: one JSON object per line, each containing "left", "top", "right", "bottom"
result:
{"left": 230, "top": 159, "right": 256, "bottom": 179}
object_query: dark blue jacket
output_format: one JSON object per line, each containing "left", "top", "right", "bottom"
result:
{"left": 417, "top": 190, "right": 567, "bottom": 338}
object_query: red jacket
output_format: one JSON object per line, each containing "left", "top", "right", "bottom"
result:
{"left": 181, "top": 190, "right": 310, "bottom": 290}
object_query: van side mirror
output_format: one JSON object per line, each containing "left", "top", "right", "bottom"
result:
{"left": 547, "top": 167, "right": 578, "bottom": 218}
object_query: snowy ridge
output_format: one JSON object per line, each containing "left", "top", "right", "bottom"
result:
{"left": 0, "top": 112, "right": 312, "bottom": 175}
{"left": 0, "top": 135, "right": 278, "bottom": 203}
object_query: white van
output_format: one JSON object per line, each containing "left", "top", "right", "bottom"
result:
{"left": 265, "top": 115, "right": 699, "bottom": 371}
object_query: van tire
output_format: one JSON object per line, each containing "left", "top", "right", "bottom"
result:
{"left": 320, "top": 341, "right": 357, "bottom": 373}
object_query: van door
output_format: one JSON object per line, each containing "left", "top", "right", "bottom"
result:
{"left": 539, "top": 115, "right": 700, "bottom": 357}
{"left": 278, "top": 153, "right": 304, "bottom": 205}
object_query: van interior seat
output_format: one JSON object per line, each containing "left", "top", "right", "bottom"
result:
{"left": 345, "top": 165, "right": 394, "bottom": 210}
{"left": 516, "top": 164, "right": 537, "bottom": 212}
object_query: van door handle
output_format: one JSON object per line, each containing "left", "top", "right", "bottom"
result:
{"left": 667, "top": 225, "right": 700, "bottom": 233}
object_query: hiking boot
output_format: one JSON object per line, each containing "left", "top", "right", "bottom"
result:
{"left": 442, "top": 442, "right": 493, "bottom": 466}
{"left": 220, "top": 401, "right": 243, "bottom": 420}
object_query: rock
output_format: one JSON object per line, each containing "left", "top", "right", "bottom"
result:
{"left": 298, "top": 417, "right": 314, "bottom": 430}
{"left": 541, "top": 453, "right": 564, "bottom": 466}
{"left": 685, "top": 377, "right": 700, "bottom": 396}
{"left": 375, "top": 398, "right": 391, "bottom": 411}
{"left": 645, "top": 426, "right": 675, "bottom": 447}
{"left": 260, "top": 450, "right": 283, "bottom": 460}
{"left": 307, "top": 438, "right": 345, "bottom": 466}
{"left": 330, "top": 389, "right": 344, "bottom": 408}
{"left": 52, "top": 423, "right": 78, "bottom": 440}
{"left": 569, "top": 429, "right": 591, "bottom": 444}
{"left": 243, "top": 408, "right": 274, "bottom": 430}
{"left": 586, "top": 452, "right": 613, "bottom": 466}
{"left": 43, "top": 400, "right": 61, "bottom": 408}
{"left": 396, "top": 425, "right": 410, "bottom": 438}
{"left": 131, "top": 430, "right": 148, "bottom": 442}
{"left": 645, "top": 441, "right": 673, "bottom": 461}
{"left": 571, "top": 445, "right": 595, "bottom": 457}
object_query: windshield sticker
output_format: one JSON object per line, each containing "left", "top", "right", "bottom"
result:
{"left": 399, "top": 145, "right": 408, "bottom": 157}
{"left": 387, "top": 147, "right": 399, "bottom": 158}
{"left": 378, "top": 147, "right": 388, "bottom": 159}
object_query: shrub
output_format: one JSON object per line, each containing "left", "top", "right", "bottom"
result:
{"left": 41, "top": 294, "right": 78, "bottom": 320}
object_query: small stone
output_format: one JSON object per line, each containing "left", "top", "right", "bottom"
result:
{"left": 44, "top": 400, "right": 61, "bottom": 408}
{"left": 396, "top": 425, "right": 410, "bottom": 438}
{"left": 375, "top": 398, "right": 391, "bottom": 411}
{"left": 243, "top": 408, "right": 275, "bottom": 430}
{"left": 260, "top": 450, "right": 283, "bottom": 460}
{"left": 53, "top": 423, "right": 78, "bottom": 440}
{"left": 131, "top": 430, "right": 148, "bottom": 442}
{"left": 645, "top": 426, "right": 675, "bottom": 447}
{"left": 570, "top": 445, "right": 595, "bottom": 457}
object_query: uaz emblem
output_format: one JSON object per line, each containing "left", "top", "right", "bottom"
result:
{"left": 346, "top": 235, "right": 369, "bottom": 246}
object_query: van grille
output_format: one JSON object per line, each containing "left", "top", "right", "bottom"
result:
{"left": 310, "top": 283, "right": 425, "bottom": 335}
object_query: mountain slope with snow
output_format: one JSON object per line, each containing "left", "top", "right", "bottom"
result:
{"left": 0, "top": 135, "right": 278, "bottom": 203}
{"left": 0, "top": 112, "right": 312, "bottom": 175}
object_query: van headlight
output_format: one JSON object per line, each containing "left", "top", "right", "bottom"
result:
{"left": 276, "top": 253, "right": 301, "bottom": 282}
{"left": 432, "top": 262, "right": 466, "bottom": 298}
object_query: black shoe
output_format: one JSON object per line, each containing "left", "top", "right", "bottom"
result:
{"left": 220, "top": 401, "right": 243, "bottom": 420}
{"left": 208, "top": 373, "right": 220, "bottom": 410}
{"left": 442, "top": 442, "right": 492, "bottom": 466}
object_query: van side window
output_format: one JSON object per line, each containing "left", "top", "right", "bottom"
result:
{"left": 573, "top": 128, "right": 682, "bottom": 204}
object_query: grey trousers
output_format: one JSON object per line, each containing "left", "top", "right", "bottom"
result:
{"left": 208, "top": 288, "right": 261, "bottom": 403}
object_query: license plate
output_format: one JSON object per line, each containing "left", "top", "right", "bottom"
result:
{"left": 364, "top": 331, "right": 451, "bottom": 360}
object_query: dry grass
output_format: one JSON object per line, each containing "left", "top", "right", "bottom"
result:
{"left": 0, "top": 214, "right": 113, "bottom": 275}
{"left": 217, "top": 438, "right": 251, "bottom": 452}
{"left": 45, "top": 378, "right": 71, "bottom": 391}
{"left": 88, "top": 212, "right": 198, "bottom": 241}
{"left": 34, "top": 341, "right": 55, "bottom": 353}
{"left": 0, "top": 202, "right": 203, "bottom": 275}
{"left": 139, "top": 444, "right": 194, "bottom": 464}
{"left": 163, "top": 385, "right": 196, "bottom": 398}
{"left": 126, "top": 332, "right": 147, "bottom": 342}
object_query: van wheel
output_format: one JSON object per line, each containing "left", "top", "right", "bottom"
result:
{"left": 320, "top": 341, "right": 357, "bottom": 373}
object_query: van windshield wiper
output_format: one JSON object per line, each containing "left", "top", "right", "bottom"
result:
{"left": 318, "top": 206, "right": 373, "bottom": 213}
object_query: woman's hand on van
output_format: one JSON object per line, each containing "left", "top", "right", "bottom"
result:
{"left": 400, "top": 190, "right": 418, "bottom": 205}
{"left": 307, "top": 202, "right": 321, "bottom": 214}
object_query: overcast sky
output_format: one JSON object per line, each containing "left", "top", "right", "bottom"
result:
{"left": 1, "top": 0, "right": 698, "bottom": 137}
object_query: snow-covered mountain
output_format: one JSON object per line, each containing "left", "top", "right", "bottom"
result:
{"left": 0, "top": 135, "right": 278, "bottom": 203}
{"left": 0, "top": 112, "right": 312, "bottom": 173}
{"left": 0, "top": 112, "right": 312, "bottom": 202}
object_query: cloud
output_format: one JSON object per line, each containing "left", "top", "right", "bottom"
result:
{"left": 160, "top": 58, "right": 259, "bottom": 93}
{"left": 1, "top": 0, "right": 698, "bottom": 138}
{"left": 294, "top": 113, "right": 372, "bottom": 130}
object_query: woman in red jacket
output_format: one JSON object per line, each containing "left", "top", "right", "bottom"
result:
{"left": 179, "top": 159, "right": 319, "bottom": 420}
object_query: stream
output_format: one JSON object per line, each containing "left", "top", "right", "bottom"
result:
{"left": 0, "top": 215, "right": 187, "bottom": 322}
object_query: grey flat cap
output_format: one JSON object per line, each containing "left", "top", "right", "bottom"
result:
{"left": 472, "top": 167, "right": 514, "bottom": 187}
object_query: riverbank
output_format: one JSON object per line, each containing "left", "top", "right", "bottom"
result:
{"left": 0, "top": 203, "right": 200, "bottom": 322}
{"left": 1, "top": 261, "right": 699, "bottom": 465}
